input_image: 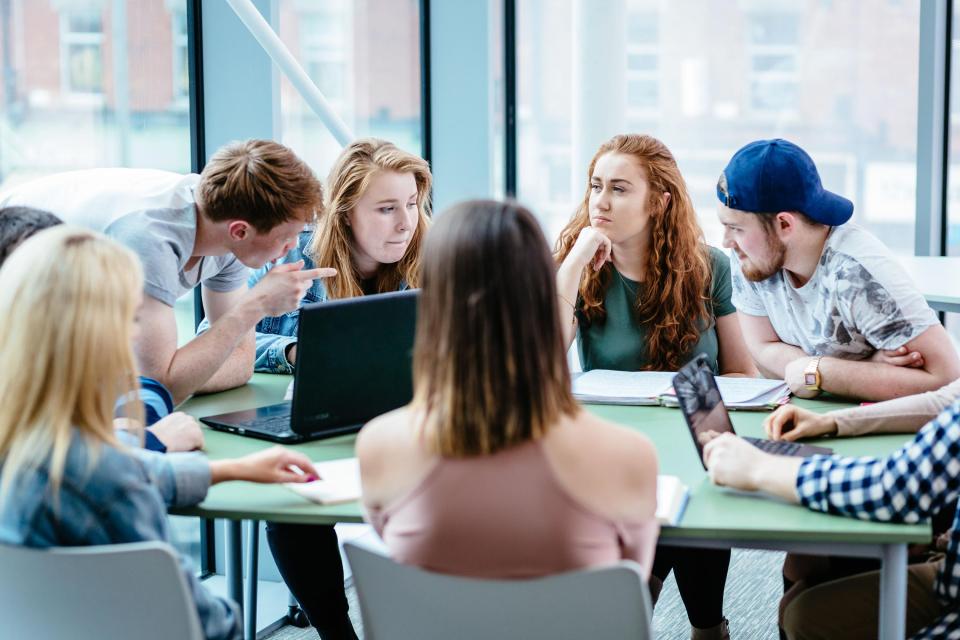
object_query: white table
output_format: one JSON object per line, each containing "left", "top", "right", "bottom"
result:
{"left": 898, "top": 255, "right": 960, "bottom": 313}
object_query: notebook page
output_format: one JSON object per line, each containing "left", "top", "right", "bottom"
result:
{"left": 714, "top": 377, "right": 788, "bottom": 404}
{"left": 286, "top": 458, "right": 361, "bottom": 505}
{"left": 573, "top": 370, "right": 675, "bottom": 401}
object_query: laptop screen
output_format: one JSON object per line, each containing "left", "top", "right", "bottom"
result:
{"left": 673, "top": 354, "right": 736, "bottom": 467}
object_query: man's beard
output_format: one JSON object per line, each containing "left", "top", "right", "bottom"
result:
{"left": 741, "top": 235, "right": 786, "bottom": 282}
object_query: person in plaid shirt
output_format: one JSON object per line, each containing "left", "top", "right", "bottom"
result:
{"left": 704, "top": 403, "right": 960, "bottom": 638}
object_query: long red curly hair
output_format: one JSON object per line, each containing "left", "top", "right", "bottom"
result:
{"left": 555, "top": 134, "right": 711, "bottom": 371}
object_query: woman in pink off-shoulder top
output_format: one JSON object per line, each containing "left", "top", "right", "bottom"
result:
{"left": 356, "top": 199, "right": 660, "bottom": 580}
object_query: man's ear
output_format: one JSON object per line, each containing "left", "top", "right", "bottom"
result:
{"left": 227, "top": 220, "right": 249, "bottom": 241}
{"left": 775, "top": 211, "right": 799, "bottom": 236}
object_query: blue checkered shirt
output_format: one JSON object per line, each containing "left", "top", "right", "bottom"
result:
{"left": 796, "top": 400, "right": 960, "bottom": 638}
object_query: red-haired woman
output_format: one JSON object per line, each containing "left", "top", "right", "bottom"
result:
{"left": 556, "top": 134, "right": 756, "bottom": 640}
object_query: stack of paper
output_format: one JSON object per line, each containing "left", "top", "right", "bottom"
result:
{"left": 286, "top": 457, "right": 362, "bottom": 505}
{"left": 656, "top": 475, "right": 689, "bottom": 526}
{"left": 573, "top": 369, "right": 790, "bottom": 410}
{"left": 572, "top": 370, "right": 676, "bottom": 405}
{"left": 660, "top": 376, "right": 790, "bottom": 410}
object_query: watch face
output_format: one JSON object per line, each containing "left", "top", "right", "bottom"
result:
{"left": 804, "top": 373, "right": 817, "bottom": 386}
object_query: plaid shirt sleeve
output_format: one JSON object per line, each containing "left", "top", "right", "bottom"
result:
{"left": 796, "top": 401, "right": 960, "bottom": 635}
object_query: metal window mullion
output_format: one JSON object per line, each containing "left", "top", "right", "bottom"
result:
{"left": 915, "top": 0, "right": 950, "bottom": 258}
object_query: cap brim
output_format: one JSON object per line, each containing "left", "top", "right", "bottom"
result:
{"left": 807, "top": 189, "right": 853, "bottom": 226}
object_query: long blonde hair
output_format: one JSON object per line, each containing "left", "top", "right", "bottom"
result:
{"left": 555, "top": 134, "right": 711, "bottom": 371}
{"left": 413, "top": 200, "right": 578, "bottom": 457}
{"left": 0, "top": 227, "right": 144, "bottom": 503}
{"left": 307, "top": 139, "right": 432, "bottom": 299}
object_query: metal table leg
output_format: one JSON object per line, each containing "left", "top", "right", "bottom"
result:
{"left": 878, "top": 543, "right": 907, "bottom": 639}
{"left": 225, "top": 520, "right": 244, "bottom": 621}
{"left": 244, "top": 520, "right": 260, "bottom": 640}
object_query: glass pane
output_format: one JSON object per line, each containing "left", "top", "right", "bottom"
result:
{"left": 627, "top": 79, "right": 658, "bottom": 109}
{"left": 627, "top": 53, "right": 658, "bottom": 72}
{"left": 67, "top": 43, "right": 103, "bottom": 93}
{"left": 276, "top": 0, "right": 423, "bottom": 177}
{"left": 518, "top": 0, "right": 920, "bottom": 254}
{"left": 0, "top": 0, "right": 198, "bottom": 565}
{"left": 66, "top": 10, "right": 103, "bottom": 34}
{"left": 948, "top": 0, "right": 960, "bottom": 256}
{"left": 748, "top": 13, "right": 799, "bottom": 45}
{"left": 627, "top": 12, "right": 657, "bottom": 42}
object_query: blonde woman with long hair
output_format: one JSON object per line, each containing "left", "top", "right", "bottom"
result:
{"left": 249, "top": 138, "right": 431, "bottom": 373}
{"left": 555, "top": 134, "right": 756, "bottom": 639}
{"left": 358, "top": 200, "right": 659, "bottom": 580}
{"left": 244, "top": 138, "right": 430, "bottom": 640}
{"left": 0, "top": 227, "right": 321, "bottom": 640}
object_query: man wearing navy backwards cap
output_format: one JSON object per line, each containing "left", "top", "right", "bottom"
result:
{"left": 717, "top": 139, "right": 960, "bottom": 401}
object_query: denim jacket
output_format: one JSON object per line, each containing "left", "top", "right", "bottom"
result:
{"left": 249, "top": 231, "right": 328, "bottom": 374}
{"left": 0, "top": 431, "right": 240, "bottom": 640}
{"left": 243, "top": 230, "right": 408, "bottom": 374}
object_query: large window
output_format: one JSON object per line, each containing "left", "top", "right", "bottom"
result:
{"left": 518, "top": 0, "right": 920, "bottom": 254}
{"left": 275, "top": 0, "right": 423, "bottom": 177}
{"left": 0, "top": 0, "right": 191, "bottom": 191}
{"left": 0, "top": 0, "right": 196, "bottom": 561}
{"left": 60, "top": 8, "right": 105, "bottom": 98}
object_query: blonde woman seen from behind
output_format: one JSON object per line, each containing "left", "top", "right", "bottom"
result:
{"left": 0, "top": 227, "right": 319, "bottom": 640}
{"left": 358, "top": 200, "right": 659, "bottom": 579}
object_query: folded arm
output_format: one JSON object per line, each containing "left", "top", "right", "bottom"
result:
{"left": 738, "top": 312, "right": 808, "bottom": 378}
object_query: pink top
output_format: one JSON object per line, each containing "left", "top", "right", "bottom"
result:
{"left": 366, "top": 439, "right": 658, "bottom": 579}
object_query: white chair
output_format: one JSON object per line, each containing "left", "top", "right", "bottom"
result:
{"left": 0, "top": 541, "right": 204, "bottom": 640}
{"left": 344, "top": 541, "right": 654, "bottom": 640}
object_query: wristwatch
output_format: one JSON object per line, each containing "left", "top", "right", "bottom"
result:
{"left": 803, "top": 356, "right": 823, "bottom": 393}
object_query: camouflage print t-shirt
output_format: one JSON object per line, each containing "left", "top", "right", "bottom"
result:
{"left": 730, "top": 224, "right": 938, "bottom": 359}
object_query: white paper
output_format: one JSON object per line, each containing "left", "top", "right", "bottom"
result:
{"left": 285, "top": 457, "right": 361, "bottom": 505}
{"left": 713, "top": 377, "right": 789, "bottom": 404}
{"left": 656, "top": 474, "right": 689, "bottom": 526}
{"left": 572, "top": 370, "right": 675, "bottom": 404}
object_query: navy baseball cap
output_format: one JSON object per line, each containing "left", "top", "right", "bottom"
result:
{"left": 716, "top": 139, "right": 853, "bottom": 226}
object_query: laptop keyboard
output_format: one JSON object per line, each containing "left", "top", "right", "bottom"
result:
{"left": 235, "top": 412, "right": 292, "bottom": 435}
{"left": 744, "top": 437, "right": 802, "bottom": 456}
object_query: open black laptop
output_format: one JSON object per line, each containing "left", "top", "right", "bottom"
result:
{"left": 200, "top": 289, "right": 418, "bottom": 443}
{"left": 673, "top": 354, "right": 832, "bottom": 469}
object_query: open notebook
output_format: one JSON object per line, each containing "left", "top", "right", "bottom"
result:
{"left": 573, "top": 369, "right": 790, "bottom": 410}
{"left": 286, "top": 458, "right": 362, "bottom": 505}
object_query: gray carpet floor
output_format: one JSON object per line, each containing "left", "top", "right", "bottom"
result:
{"left": 264, "top": 548, "right": 787, "bottom": 639}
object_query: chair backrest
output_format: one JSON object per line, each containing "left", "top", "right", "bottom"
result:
{"left": 344, "top": 541, "right": 654, "bottom": 640}
{"left": 0, "top": 541, "right": 204, "bottom": 640}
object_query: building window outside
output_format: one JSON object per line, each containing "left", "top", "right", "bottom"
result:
{"left": 276, "top": 0, "right": 422, "bottom": 178}
{"left": 746, "top": 12, "right": 800, "bottom": 116}
{"left": 299, "top": 3, "right": 351, "bottom": 116}
{"left": 59, "top": 8, "right": 105, "bottom": 98}
{"left": 626, "top": 11, "right": 659, "bottom": 120}
{"left": 171, "top": 8, "right": 189, "bottom": 107}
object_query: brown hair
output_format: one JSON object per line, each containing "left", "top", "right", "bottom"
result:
{"left": 556, "top": 134, "right": 711, "bottom": 371}
{"left": 197, "top": 139, "right": 322, "bottom": 233}
{"left": 0, "top": 206, "right": 63, "bottom": 266}
{"left": 307, "top": 139, "right": 431, "bottom": 299}
{"left": 413, "top": 200, "right": 578, "bottom": 457}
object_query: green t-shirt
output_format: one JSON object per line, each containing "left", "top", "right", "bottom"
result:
{"left": 577, "top": 246, "right": 736, "bottom": 373}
